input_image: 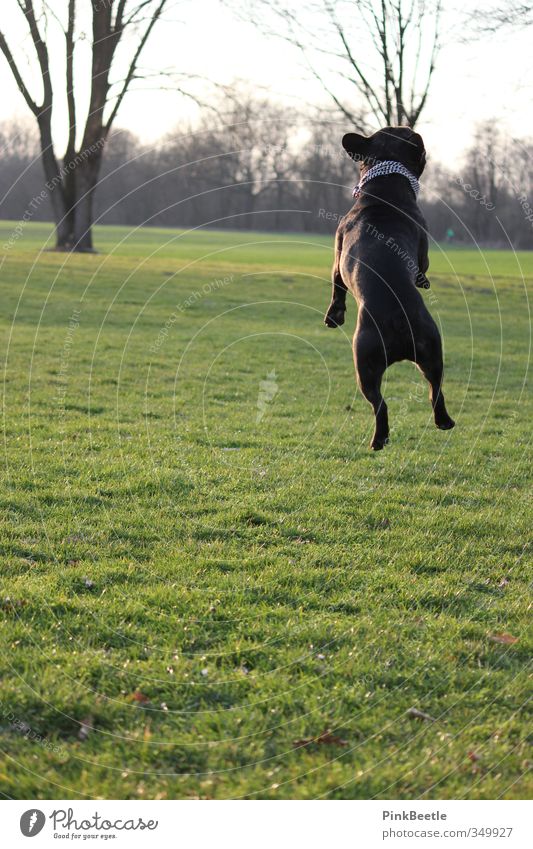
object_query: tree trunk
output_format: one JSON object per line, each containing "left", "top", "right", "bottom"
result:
{"left": 72, "top": 159, "right": 101, "bottom": 252}
{"left": 37, "top": 113, "right": 74, "bottom": 250}
{"left": 55, "top": 213, "right": 75, "bottom": 250}
{"left": 40, "top": 147, "right": 103, "bottom": 253}
{"left": 56, "top": 161, "right": 77, "bottom": 250}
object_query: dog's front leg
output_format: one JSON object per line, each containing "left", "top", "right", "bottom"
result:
{"left": 415, "top": 221, "right": 431, "bottom": 289}
{"left": 325, "top": 228, "right": 347, "bottom": 327}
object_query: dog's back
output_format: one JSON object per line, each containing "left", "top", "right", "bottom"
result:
{"left": 339, "top": 176, "right": 433, "bottom": 363}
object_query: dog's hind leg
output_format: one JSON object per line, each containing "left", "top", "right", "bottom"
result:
{"left": 417, "top": 355, "right": 455, "bottom": 431}
{"left": 354, "top": 332, "right": 389, "bottom": 450}
{"left": 324, "top": 229, "right": 347, "bottom": 327}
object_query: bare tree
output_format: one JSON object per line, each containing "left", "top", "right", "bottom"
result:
{"left": 243, "top": 0, "right": 442, "bottom": 130}
{"left": 0, "top": 1, "right": 168, "bottom": 251}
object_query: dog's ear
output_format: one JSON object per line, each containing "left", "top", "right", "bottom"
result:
{"left": 342, "top": 133, "right": 370, "bottom": 160}
{"left": 409, "top": 131, "right": 426, "bottom": 176}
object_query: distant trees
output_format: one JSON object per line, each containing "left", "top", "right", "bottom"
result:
{"left": 148, "top": 95, "right": 355, "bottom": 233}
{"left": 420, "top": 122, "right": 533, "bottom": 247}
{"left": 1, "top": 106, "right": 532, "bottom": 248}
{"left": 0, "top": 1, "right": 169, "bottom": 252}
{"left": 470, "top": 2, "right": 533, "bottom": 31}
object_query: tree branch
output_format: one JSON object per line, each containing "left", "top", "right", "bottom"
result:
{"left": 327, "top": 5, "right": 388, "bottom": 125}
{"left": 104, "top": 0, "right": 169, "bottom": 135}
{"left": 65, "top": 0, "right": 77, "bottom": 159}
{"left": 0, "top": 30, "right": 39, "bottom": 115}
{"left": 22, "top": 0, "right": 53, "bottom": 111}
{"left": 409, "top": 1, "right": 441, "bottom": 125}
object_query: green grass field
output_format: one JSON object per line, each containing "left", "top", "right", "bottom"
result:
{"left": 0, "top": 222, "right": 530, "bottom": 800}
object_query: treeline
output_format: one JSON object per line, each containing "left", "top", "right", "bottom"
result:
{"left": 1, "top": 100, "right": 533, "bottom": 247}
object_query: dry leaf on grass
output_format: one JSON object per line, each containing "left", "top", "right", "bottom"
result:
{"left": 407, "top": 707, "right": 436, "bottom": 722}
{"left": 131, "top": 690, "right": 150, "bottom": 704}
{"left": 467, "top": 751, "right": 485, "bottom": 774}
{"left": 293, "top": 730, "right": 348, "bottom": 749}
{"left": 489, "top": 633, "right": 518, "bottom": 645}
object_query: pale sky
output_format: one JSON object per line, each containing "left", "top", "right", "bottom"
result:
{"left": 0, "top": 0, "right": 532, "bottom": 166}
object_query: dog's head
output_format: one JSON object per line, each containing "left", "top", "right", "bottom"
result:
{"left": 342, "top": 126, "right": 426, "bottom": 178}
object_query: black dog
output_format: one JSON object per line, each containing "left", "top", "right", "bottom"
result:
{"left": 324, "top": 126, "right": 455, "bottom": 449}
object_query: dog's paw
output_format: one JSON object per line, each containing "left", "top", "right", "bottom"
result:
{"left": 370, "top": 436, "right": 389, "bottom": 450}
{"left": 324, "top": 305, "right": 345, "bottom": 327}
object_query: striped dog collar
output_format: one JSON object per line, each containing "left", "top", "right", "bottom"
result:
{"left": 353, "top": 160, "right": 420, "bottom": 199}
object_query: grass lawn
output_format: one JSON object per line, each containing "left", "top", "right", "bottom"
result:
{"left": 0, "top": 221, "right": 530, "bottom": 800}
